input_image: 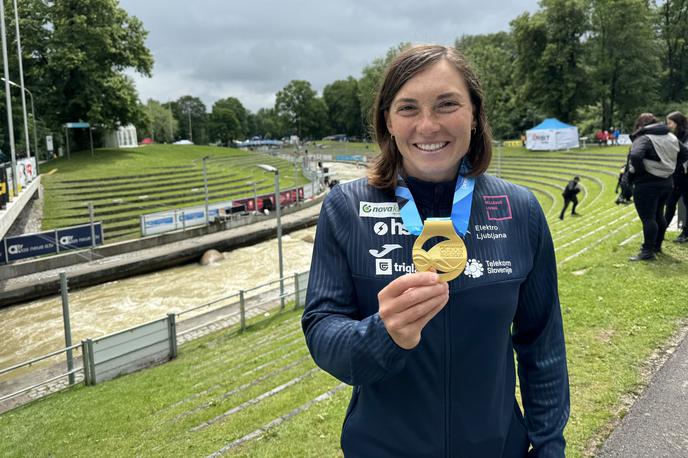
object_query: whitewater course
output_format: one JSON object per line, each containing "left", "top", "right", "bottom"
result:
{"left": 0, "top": 162, "right": 364, "bottom": 384}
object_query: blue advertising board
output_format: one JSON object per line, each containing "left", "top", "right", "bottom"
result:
{"left": 6, "top": 233, "right": 57, "bottom": 262}
{"left": 335, "top": 154, "right": 366, "bottom": 162}
{"left": 57, "top": 223, "right": 103, "bottom": 250}
{"left": 1, "top": 222, "right": 104, "bottom": 264}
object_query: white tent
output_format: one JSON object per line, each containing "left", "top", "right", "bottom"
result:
{"left": 525, "top": 118, "right": 579, "bottom": 151}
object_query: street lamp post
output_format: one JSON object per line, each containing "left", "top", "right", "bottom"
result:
{"left": 256, "top": 164, "right": 284, "bottom": 310}
{"left": 12, "top": 0, "right": 30, "bottom": 160}
{"left": 202, "top": 156, "right": 209, "bottom": 225}
{"left": 1, "top": 78, "right": 38, "bottom": 161}
{"left": 185, "top": 102, "right": 193, "bottom": 143}
{"left": 0, "top": 0, "right": 18, "bottom": 196}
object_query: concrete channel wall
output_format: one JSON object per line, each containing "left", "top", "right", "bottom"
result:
{"left": 0, "top": 196, "right": 324, "bottom": 307}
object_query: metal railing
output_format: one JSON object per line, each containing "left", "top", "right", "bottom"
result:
{"left": 0, "top": 269, "right": 310, "bottom": 411}
{"left": 0, "top": 343, "right": 84, "bottom": 404}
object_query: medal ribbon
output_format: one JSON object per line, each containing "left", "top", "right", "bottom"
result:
{"left": 394, "top": 174, "right": 475, "bottom": 237}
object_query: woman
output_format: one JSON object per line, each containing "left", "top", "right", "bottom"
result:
{"left": 664, "top": 111, "right": 688, "bottom": 243}
{"left": 627, "top": 113, "right": 688, "bottom": 260}
{"left": 302, "top": 45, "right": 569, "bottom": 457}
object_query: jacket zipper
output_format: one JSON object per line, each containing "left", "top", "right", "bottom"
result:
{"left": 445, "top": 295, "right": 451, "bottom": 457}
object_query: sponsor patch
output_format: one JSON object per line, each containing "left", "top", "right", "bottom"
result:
{"left": 368, "top": 244, "right": 402, "bottom": 258}
{"left": 464, "top": 259, "right": 484, "bottom": 278}
{"left": 373, "top": 219, "right": 410, "bottom": 236}
{"left": 375, "top": 259, "right": 393, "bottom": 275}
{"left": 359, "top": 201, "right": 400, "bottom": 218}
{"left": 464, "top": 258, "right": 513, "bottom": 278}
{"left": 483, "top": 195, "right": 512, "bottom": 221}
{"left": 473, "top": 224, "right": 507, "bottom": 240}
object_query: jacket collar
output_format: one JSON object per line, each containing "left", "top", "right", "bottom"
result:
{"left": 631, "top": 122, "right": 670, "bottom": 141}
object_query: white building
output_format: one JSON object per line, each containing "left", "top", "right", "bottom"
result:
{"left": 103, "top": 124, "right": 138, "bottom": 148}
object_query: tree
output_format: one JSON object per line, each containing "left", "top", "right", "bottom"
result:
{"left": 209, "top": 97, "right": 249, "bottom": 144}
{"left": 274, "top": 80, "right": 327, "bottom": 139}
{"left": 323, "top": 77, "right": 363, "bottom": 138}
{"left": 588, "top": 0, "right": 660, "bottom": 130}
{"left": 357, "top": 43, "right": 410, "bottom": 135}
{"left": 456, "top": 32, "right": 529, "bottom": 139}
{"left": 46, "top": 0, "right": 153, "bottom": 130}
{"left": 142, "top": 100, "right": 177, "bottom": 143}
{"left": 511, "top": 0, "right": 588, "bottom": 123}
{"left": 655, "top": 0, "right": 688, "bottom": 102}
{"left": 171, "top": 96, "right": 207, "bottom": 144}
{"left": 252, "top": 108, "right": 286, "bottom": 139}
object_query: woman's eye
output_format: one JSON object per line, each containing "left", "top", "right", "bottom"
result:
{"left": 397, "top": 105, "right": 416, "bottom": 112}
{"left": 438, "top": 101, "right": 459, "bottom": 111}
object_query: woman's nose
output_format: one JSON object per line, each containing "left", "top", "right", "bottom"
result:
{"left": 417, "top": 110, "right": 441, "bottom": 135}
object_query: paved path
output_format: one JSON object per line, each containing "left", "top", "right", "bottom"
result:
{"left": 596, "top": 327, "right": 688, "bottom": 457}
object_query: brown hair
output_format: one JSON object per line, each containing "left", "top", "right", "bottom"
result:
{"left": 368, "top": 44, "right": 492, "bottom": 190}
{"left": 632, "top": 113, "right": 658, "bottom": 133}
{"left": 667, "top": 111, "right": 688, "bottom": 143}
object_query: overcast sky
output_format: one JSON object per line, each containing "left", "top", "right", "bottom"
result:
{"left": 118, "top": 0, "right": 540, "bottom": 113}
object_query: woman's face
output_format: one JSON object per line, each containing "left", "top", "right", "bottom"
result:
{"left": 385, "top": 59, "right": 476, "bottom": 182}
{"left": 667, "top": 118, "right": 677, "bottom": 133}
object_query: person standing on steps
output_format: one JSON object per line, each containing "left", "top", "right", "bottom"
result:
{"left": 559, "top": 176, "right": 581, "bottom": 220}
{"left": 664, "top": 111, "right": 688, "bottom": 243}
{"left": 627, "top": 113, "right": 688, "bottom": 261}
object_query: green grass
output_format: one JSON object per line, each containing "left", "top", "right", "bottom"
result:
{"left": 41, "top": 145, "right": 309, "bottom": 241}
{"left": 2, "top": 145, "right": 688, "bottom": 457}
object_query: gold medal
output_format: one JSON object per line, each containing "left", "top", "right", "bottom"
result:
{"left": 412, "top": 219, "right": 467, "bottom": 281}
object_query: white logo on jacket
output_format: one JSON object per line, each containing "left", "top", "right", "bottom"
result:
{"left": 373, "top": 219, "right": 410, "bottom": 236}
{"left": 368, "top": 244, "right": 402, "bottom": 258}
{"left": 464, "top": 258, "right": 513, "bottom": 278}
{"left": 464, "top": 259, "right": 484, "bottom": 278}
{"left": 369, "top": 244, "right": 403, "bottom": 276}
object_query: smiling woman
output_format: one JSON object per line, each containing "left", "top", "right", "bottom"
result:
{"left": 302, "top": 44, "right": 569, "bottom": 458}
{"left": 384, "top": 59, "right": 476, "bottom": 182}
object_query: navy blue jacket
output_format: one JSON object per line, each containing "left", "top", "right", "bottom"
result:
{"left": 302, "top": 173, "right": 569, "bottom": 458}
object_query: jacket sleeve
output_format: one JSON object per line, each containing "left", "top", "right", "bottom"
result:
{"left": 676, "top": 142, "right": 688, "bottom": 175}
{"left": 628, "top": 136, "right": 650, "bottom": 175}
{"left": 512, "top": 193, "right": 570, "bottom": 458}
{"left": 301, "top": 186, "right": 410, "bottom": 386}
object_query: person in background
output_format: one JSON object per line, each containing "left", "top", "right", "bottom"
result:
{"left": 302, "top": 44, "right": 569, "bottom": 458}
{"left": 627, "top": 113, "right": 688, "bottom": 260}
{"left": 560, "top": 176, "right": 581, "bottom": 220}
{"left": 664, "top": 111, "right": 688, "bottom": 243}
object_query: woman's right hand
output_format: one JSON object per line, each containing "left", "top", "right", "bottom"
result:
{"left": 377, "top": 271, "right": 449, "bottom": 350}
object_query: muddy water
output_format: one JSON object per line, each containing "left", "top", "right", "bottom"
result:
{"left": 0, "top": 162, "right": 366, "bottom": 371}
{"left": 0, "top": 228, "right": 317, "bottom": 370}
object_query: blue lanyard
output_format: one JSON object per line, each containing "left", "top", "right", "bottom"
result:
{"left": 395, "top": 174, "right": 475, "bottom": 236}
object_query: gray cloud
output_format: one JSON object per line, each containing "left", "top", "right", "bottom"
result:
{"left": 120, "top": 0, "right": 539, "bottom": 112}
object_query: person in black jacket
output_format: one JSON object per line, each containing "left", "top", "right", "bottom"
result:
{"left": 627, "top": 113, "right": 688, "bottom": 260}
{"left": 664, "top": 111, "right": 688, "bottom": 243}
{"left": 303, "top": 45, "right": 569, "bottom": 458}
{"left": 559, "top": 176, "right": 581, "bottom": 220}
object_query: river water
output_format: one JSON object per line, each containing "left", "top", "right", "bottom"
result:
{"left": 0, "top": 163, "right": 365, "bottom": 371}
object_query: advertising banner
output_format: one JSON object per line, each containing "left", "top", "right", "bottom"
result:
{"left": 6, "top": 233, "right": 57, "bottom": 262}
{"left": 335, "top": 154, "right": 366, "bottom": 162}
{"left": 233, "top": 187, "right": 304, "bottom": 212}
{"left": 0, "top": 222, "right": 104, "bottom": 265}
{"left": 0, "top": 167, "right": 7, "bottom": 209}
{"left": 16, "top": 157, "right": 37, "bottom": 188}
{"left": 5, "top": 166, "right": 15, "bottom": 197}
{"left": 141, "top": 201, "right": 231, "bottom": 236}
{"left": 57, "top": 222, "right": 103, "bottom": 250}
